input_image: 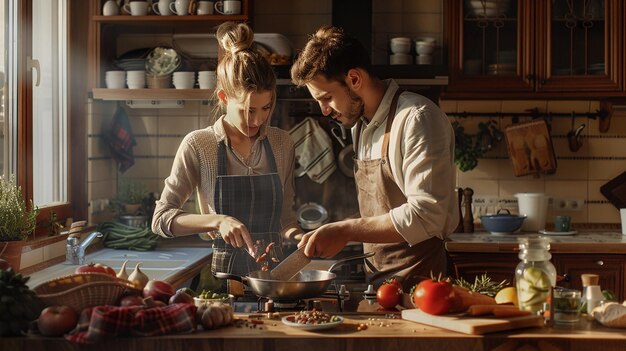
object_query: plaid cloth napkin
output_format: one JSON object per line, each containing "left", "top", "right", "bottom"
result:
{"left": 105, "top": 104, "right": 136, "bottom": 173}
{"left": 65, "top": 303, "right": 197, "bottom": 344}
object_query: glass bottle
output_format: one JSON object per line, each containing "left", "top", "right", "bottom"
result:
{"left": 515, "top": 237, "right": 557, "bottom": 314}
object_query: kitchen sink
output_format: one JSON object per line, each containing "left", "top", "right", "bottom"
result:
{"left": 26, "top": 247, "right": 212, "bottom": 289}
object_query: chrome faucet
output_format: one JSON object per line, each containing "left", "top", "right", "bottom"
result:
{"left": 66, "top": 231, "right": 103, "bottom": 265}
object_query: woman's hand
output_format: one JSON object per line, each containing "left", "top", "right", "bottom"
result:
{"left": 218, "top": 215, "right": 255, "bottom": 256}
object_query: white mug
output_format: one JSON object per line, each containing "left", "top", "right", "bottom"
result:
{"left": 197, "top": 1, "right": 214, "bottom": 15}
{"left": 214, "top": 0, "right": 241, "bottom": 15}
{"left": 170, "top": 0, "right": 190, "bottom": 15}
{"left": 123, "top": 1, "right": 149, "bottom": 16}
{"left": 152, "top": 0, "right": 174, "bottom": 15}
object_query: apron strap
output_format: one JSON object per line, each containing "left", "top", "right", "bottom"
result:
{"left": 217, "top": 140, "right": 228, "bottom": 176}
{"left": 354, "top": 89, "right": 403, "bottom": 157}
{"left": 261, "top": 138, "right": 279, "bottom": 173}
{"left": 381, "top": 90, "right": 402, "bottom": 158}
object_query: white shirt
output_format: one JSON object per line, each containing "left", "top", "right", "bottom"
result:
{"left": 353, "top": 79, "right": 459, "bottom": 246}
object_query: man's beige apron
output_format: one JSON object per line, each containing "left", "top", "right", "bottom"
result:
{"left": 353, "top": 90, "right": 446, "bottom": 291}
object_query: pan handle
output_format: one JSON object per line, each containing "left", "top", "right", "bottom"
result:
{"left": 328, "top": 251, "right": 375, "bottom": 272}
{"left": 214, "top": 272, "right": 248, "bottom": 285}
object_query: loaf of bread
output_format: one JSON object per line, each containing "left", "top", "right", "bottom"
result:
{"left": 594, "top": 302, "right": 626, "bottom": 328}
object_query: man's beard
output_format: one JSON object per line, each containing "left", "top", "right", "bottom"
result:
{"left": 332, "top": 88, "right": 364, "bottom": 128}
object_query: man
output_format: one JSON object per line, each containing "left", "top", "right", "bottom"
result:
{"left": 290, "top": 26, "right": 459, "bottom": 290}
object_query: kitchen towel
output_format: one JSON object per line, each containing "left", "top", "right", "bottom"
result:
{"left": 288, "top": 117, "right": 336, "bottom": 184}
{"left": 65, "top": 304, "right": 197, "bottom": 344}
{"left": 105, "top": 104, "right": 136, "bottom": 173}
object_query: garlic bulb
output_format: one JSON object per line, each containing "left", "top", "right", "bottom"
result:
{"left": 128, "top": 262, "right": 149, "bottom": 289}
{"left": 117, "top": 260, "right": 129, "bottom": 280}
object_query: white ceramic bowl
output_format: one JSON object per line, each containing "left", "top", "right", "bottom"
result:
{"left": 389, "top": 53, "right": 412, "bottom": 65}
{"left": 415, "top": 41, "right": 435, "bottom": 55}
{"left": 390, "top": 37, "right": 412, "bottom": 54}
{"left": 254, "top": 33, "right": 293, "bottom": 57}
{"left": 416, "top": 55, "right": 433, "bottom": 65}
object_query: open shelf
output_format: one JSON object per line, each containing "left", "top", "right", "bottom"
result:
{"left": 93, "top": 15, "right": 248, "bottom": 22}
{"left": 92, "top": 88, "right": 214, "bottom": 100}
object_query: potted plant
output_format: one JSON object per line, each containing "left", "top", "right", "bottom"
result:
{"left": 0, "top": 175, "right": 39, "bottom": 270}
{"left": 114, "top": 177, "right": 148, "bottom": 215}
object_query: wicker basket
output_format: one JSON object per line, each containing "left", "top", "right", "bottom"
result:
{"left": 146, "top": 74, "right": 172, "bottom": 89}
{"left": 33, "top": 273, "right": 140, "bottom": 312}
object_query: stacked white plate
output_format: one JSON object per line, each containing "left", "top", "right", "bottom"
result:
{"left": 105, "top": 70, "right": 126, "bottom": 89}
{"left": 415, "top": 40, "right": 435, "bottom": 65}
{"left": 173, "top": 71, "right": 195, "bottom": 89}
{"left": 126, "top": 70, "right": 146, "bottom": 89}
{"left": 197, "top": 71, "right": 216, "bottom": 89}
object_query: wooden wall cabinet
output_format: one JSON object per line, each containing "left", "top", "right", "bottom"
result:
{"left": 450, "top": 252, "right": 626, "bottom": 301}
{"left": 444, "top": 0, "right": 623, "bottom": 99}
{"left": 88, "top": 0, "right": 251, "bottom": 101}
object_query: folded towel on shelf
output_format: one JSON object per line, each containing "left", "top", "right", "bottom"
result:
{"left": 288, "top": 117, "right": 336, "bottom": 184}
{"left": 105, "top": 105, "right": 136, "bottom": 173}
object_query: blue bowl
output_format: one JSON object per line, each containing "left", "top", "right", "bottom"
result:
{"left": 480, "top": 212, "right": 526, "bottom": 234}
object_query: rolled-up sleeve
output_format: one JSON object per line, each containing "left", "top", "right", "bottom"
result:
{"left": 151, "top": 135, "right": 201, "bottom": 238}
{"left": 389, "top": 105, "right": 458, "bottom": 246}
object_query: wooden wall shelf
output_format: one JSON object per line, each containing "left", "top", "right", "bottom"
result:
{"left": 92, "top": 88, "right": 213, "bottom": 100}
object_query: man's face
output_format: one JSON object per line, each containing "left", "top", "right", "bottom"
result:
{"left": 306, "top": 75, "right": 364, "bottom": 128}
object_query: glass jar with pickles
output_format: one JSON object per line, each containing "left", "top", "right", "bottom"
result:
{"left": 515, "top": 237, "right": 557, "bottom": 314}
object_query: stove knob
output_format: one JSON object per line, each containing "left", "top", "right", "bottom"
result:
{"left": 339, "top": 284, "right": 348, "bottom": 295}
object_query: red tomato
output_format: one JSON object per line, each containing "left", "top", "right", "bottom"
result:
{"left": 376, "top": 283, "right": 401, "bottom": 309}
{"left": 37, "top": 305, "right": 78, "bottom": 336}
{"left": 75, "top": 263, "right": 116, "bottom": 276}
{"left": 384, "top": 277, "right": 403, "bottom": 292}
{"left": 411, "top": 279, "right": 455, "bottom": 315}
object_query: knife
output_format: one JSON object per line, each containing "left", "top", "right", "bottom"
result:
{"left": 270, "top": 246, "right": 311, "bottom": 281}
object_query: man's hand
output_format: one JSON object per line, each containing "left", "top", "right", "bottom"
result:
{"left": 218, "top": 215, "right": 255, "bottom": 256}
{"left": 298, "top": 222, "right": 350, "bottom": 258}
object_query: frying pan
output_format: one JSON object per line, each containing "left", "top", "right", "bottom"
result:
{"left": 330, "top": 122, "right": 355, "bottom": 178}
{"left": 214, "top": 252, "right": 374, "bottom": 299}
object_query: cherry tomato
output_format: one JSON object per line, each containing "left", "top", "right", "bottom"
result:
{"left": 411, "top": 279, "right": 455, "bottom": 315}
{"left": 75, "top": 262, "right": 116, "bottom": 276}
{"left": 376, "top": 283, "right": 401, "bottom": 309}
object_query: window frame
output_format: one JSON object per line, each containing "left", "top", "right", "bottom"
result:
{"left": 13, "top": 0, "right": 88, "bottom": 238}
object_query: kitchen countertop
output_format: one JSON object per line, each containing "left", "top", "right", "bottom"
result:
{"left": 2, "top": 309, "right": 626, "bottom": 351}
{"left": 446, "top": 231, "right": 626, "bottom": 253}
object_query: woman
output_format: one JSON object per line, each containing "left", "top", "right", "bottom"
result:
{"left": 152, "top": 22, "right": 302, "bottom": 291}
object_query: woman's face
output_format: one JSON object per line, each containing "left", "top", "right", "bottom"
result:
{"left": 224, "top": 90, "right": 273, "bottom": 138}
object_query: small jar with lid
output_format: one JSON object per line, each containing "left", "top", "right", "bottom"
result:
{"left": 515, "top": 236, "right": 557, "bottom": 314}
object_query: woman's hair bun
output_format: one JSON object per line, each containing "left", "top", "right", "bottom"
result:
{"left": 217, "top": 22, "right": 255, "bottom": 55}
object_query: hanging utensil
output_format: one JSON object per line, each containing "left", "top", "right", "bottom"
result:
{"left": 567, "top": 113, "right": 586, "bottom": 152}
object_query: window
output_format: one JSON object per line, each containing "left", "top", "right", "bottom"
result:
{"left": 3, "top": 0, "right": 73, "bottom": 236}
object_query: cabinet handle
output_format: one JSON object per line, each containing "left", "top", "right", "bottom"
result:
{"left": 595, "top": 260, "right": 604, "bottom": 266}
{"left": 525, "top": 74, "right": 536, "bottom": 81}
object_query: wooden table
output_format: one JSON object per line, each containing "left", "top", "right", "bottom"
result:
{"left": 2, "top": 313, "right": 625, "bottom": 351}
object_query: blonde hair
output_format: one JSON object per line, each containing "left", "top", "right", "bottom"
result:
{"left": 215, "top": 22, "right": 276, "bottom": 121}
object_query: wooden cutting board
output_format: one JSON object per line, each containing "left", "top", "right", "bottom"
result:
{"left": 401, "top": 309, "right": 544, "bottom": 335}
